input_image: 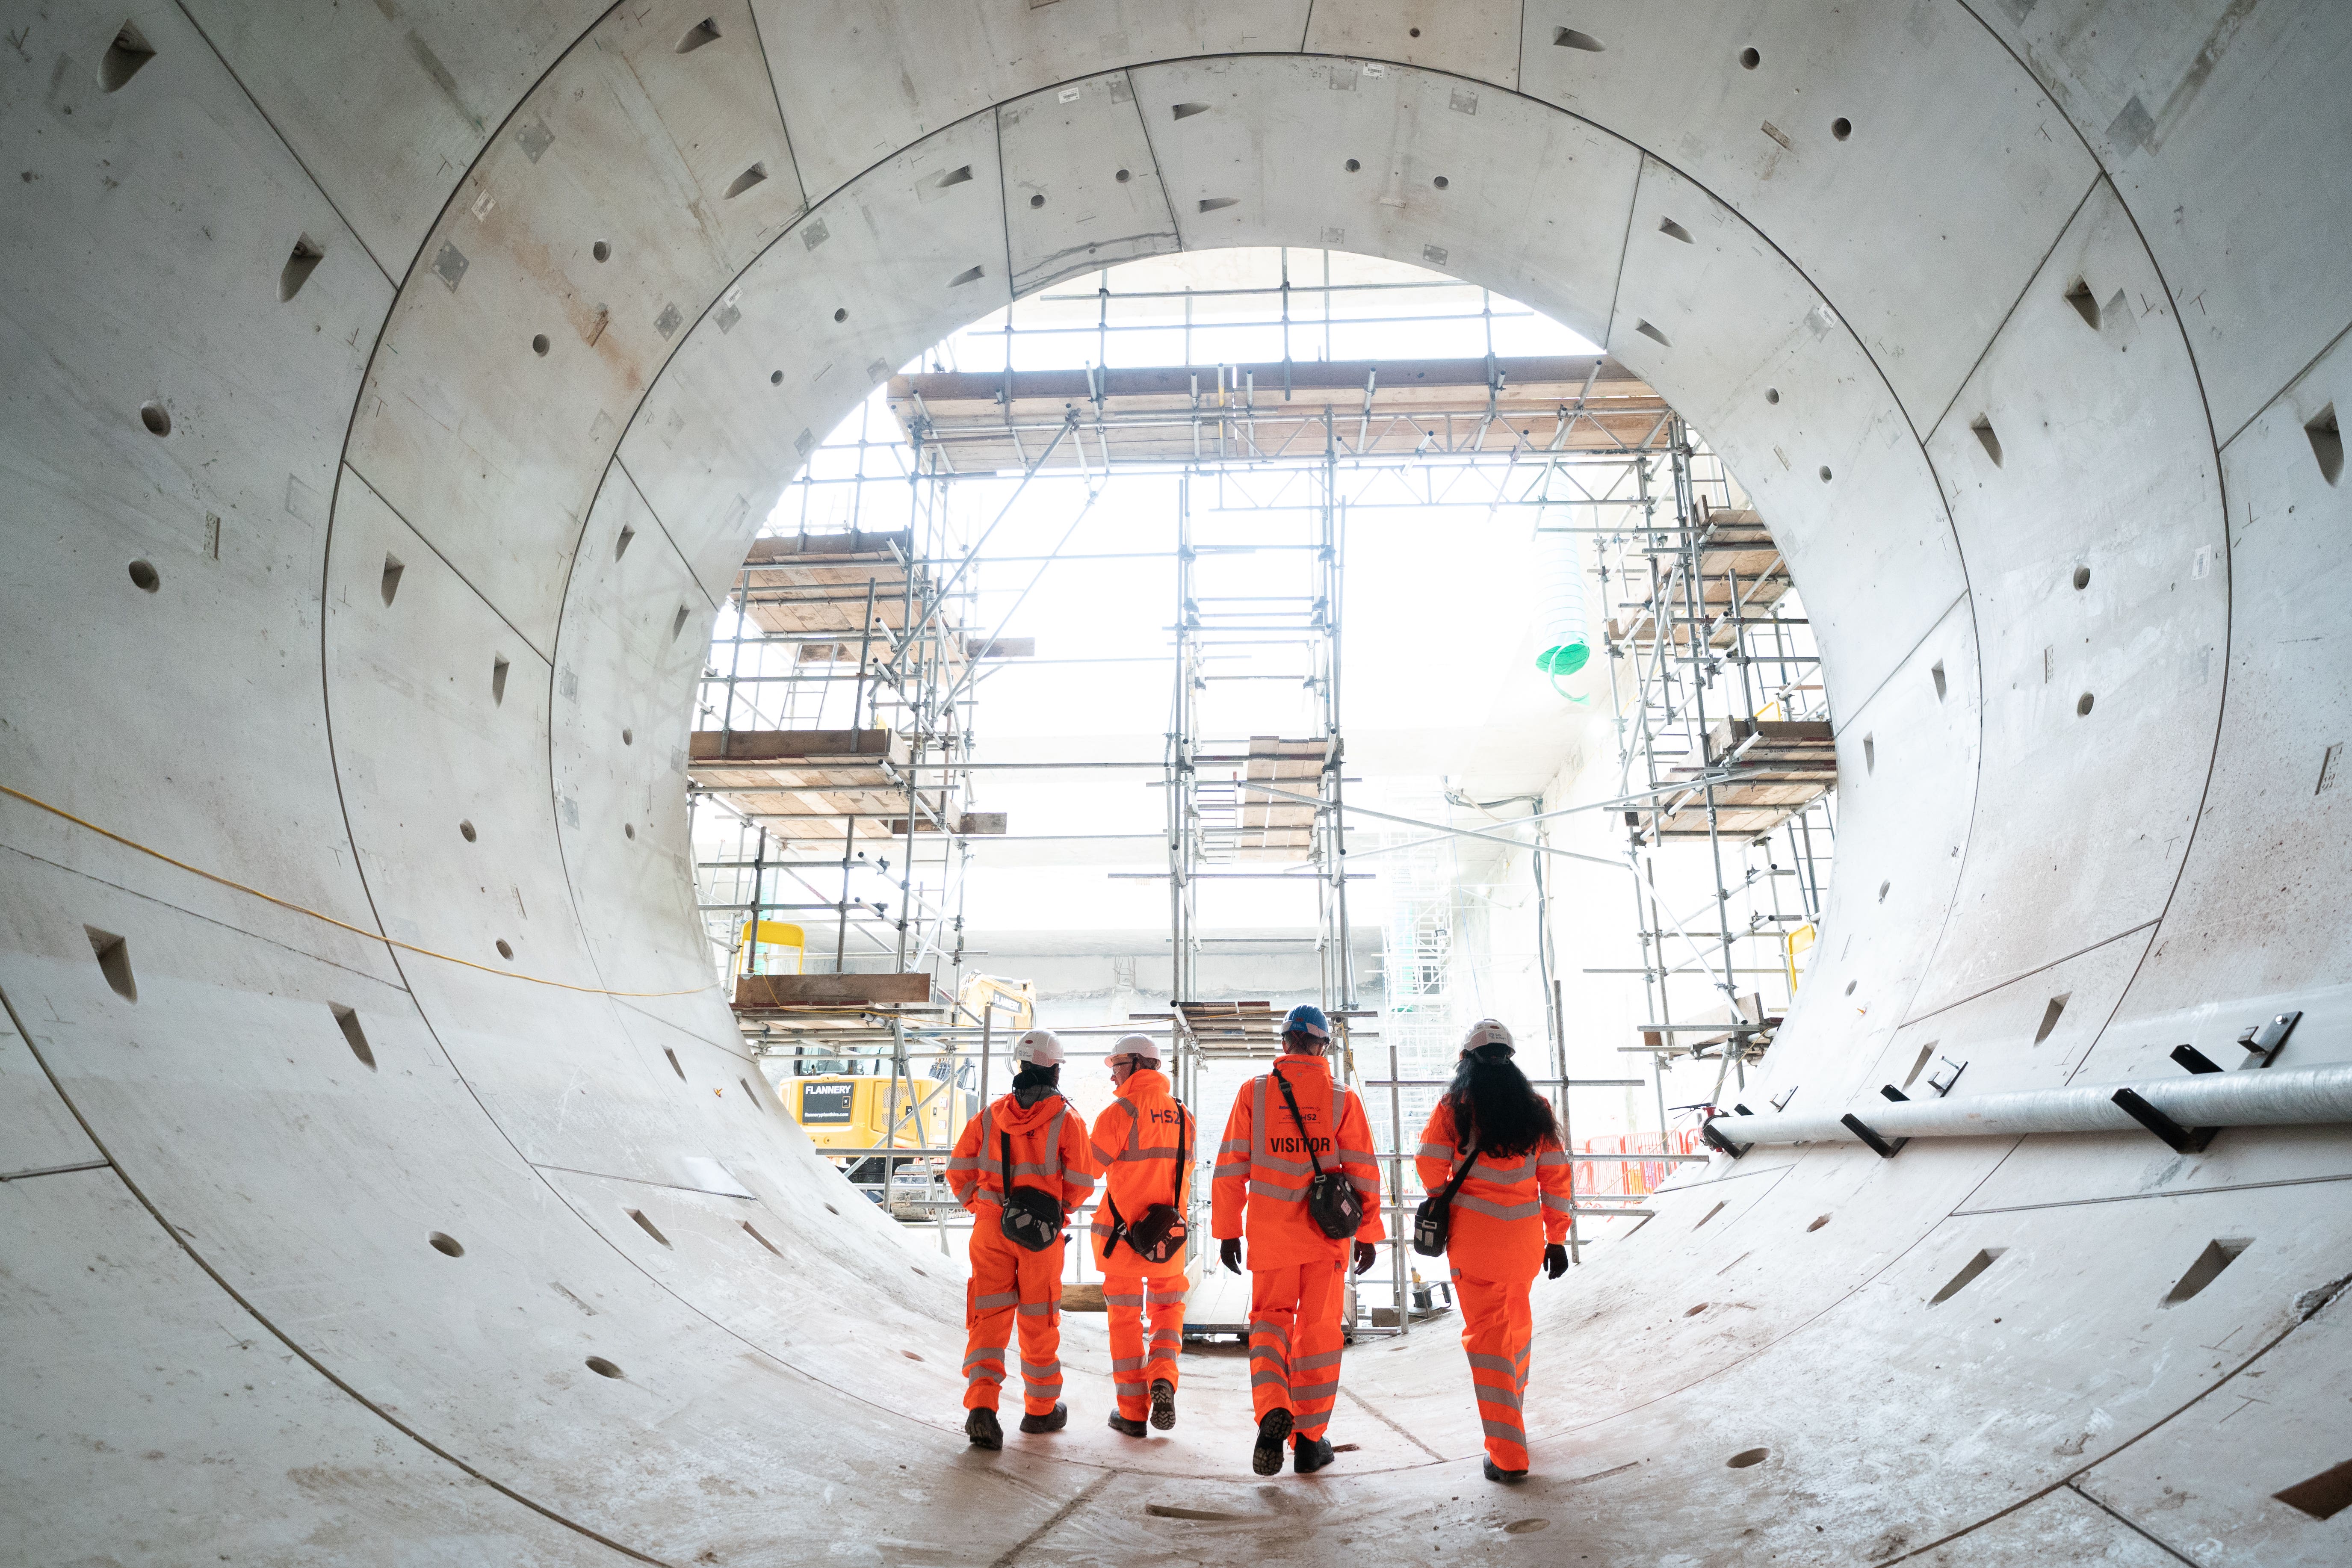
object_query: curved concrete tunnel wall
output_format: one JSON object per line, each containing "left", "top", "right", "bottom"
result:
{"left": 4, "top": 3, "right": 2351, "bottom": 1562}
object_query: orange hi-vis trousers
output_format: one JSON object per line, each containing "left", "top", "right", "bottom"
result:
{"left": 1102, "top": 1273, "right": 1185, "bottom": 1420}
{"left": 1451, "top": 1244, "right": 1539, "bottom": 1471}
{"left": 1248, "top": 1260, "right": 1346, "bottom": 1441}
{"left": 963, "top": 1222, "right": 1066, "bottom": 1417}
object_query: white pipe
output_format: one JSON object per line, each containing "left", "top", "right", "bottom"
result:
{"left": 1708, "top": 1062, "right": 2352, "bottom": 1148}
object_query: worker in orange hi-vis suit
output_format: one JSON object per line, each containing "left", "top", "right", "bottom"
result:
{"left": 944, "top": 1028, "right": 1097, "bottom": 1451}
{"left": 1087, "top": 1033, "right": 1194, "bottom": 1438}
{"left": 1212, "top": 1003, "right": 1385, "bottom": 1477}
{"left": 1414, "top": 1018, "right": 1573, "bottom": 1484}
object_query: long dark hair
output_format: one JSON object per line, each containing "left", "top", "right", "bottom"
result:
{"left": 1444, "top": 1050, "right": 1558, "bottom": 1159}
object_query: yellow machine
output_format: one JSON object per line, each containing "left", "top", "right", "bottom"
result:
{"left": 779, "top": 973, "right": 1035, "bottom": 1201}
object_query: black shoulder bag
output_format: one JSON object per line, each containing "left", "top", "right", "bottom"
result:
{"left": 1411, "top": 1131, "right": 1480, "bottom": 1257}
{"left": 998, "top": 1124, "right": 1066, "bottom": 1253}
{"left": 1272, "top": 1070, "right": 1364, "bottom": 1240}
{"left": 1105, "top": 1104, "right": 1191, "bottom": 1266}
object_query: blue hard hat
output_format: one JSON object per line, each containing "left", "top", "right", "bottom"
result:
{"left": 1282, "top": 1003, "right": 1331, "bottom": 1039}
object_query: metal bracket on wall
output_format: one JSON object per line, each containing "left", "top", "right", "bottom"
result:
{"left": 1699, "top": 1116, "right": 1748, "bottom": 1159}
{"left": 2170, "top": 1043, "right": 2224, "bottom": 1075}
{"left": 2237, "top": 1011, "right": 2300, "bottom": 1067}
{"left": 2111, "top": 1087, "right": 2216, "bottom": 1155}
{"left": 1840, "top": 1112, "right": 1907, "bottom": 1159}
{"left": 1925, "top": 1057, "right": 1967, "bottom": 1097}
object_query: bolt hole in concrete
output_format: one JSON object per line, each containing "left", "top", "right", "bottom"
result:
{"left": 278, "top": 236, "right": 325, "bottom": 301}
{"left": 1433, "top": 175, "right": 1449, "bottom": 189}
{"left": 2310, "top": 404, "right": 2343, "bottom": 484}
{"left": 724, "top": 163, "right": 767, "bottom": 199}
{"left": 1554, "top": 27, "right": 1604, "bottom": 51}
{"left": 2160, "top": 1238, "right": 2252, "bottom": 1307}
{"left": 1971, "top": 415, "right": 2003, "bottom": 467}
{"left": 741, "top": 1221, "right": 781, "bottom": 1255}
{"left": 459, "top": 820, "right": 476, "bottom": 842}
{"left": 331, "top": 1004, "right": 375, "bottom": 1069}
{"left": 490, "top": 655, "right": 509, "bottom": 704}
{"left": 585, "top": 1357, "right": 623, "bottom": 1379}
{"left": 1029, "top": 192, "right": 1045, "bottom": 207}
{"left": 2275, "top": 1457, "right": 2352, "bottom": 1521}
{"left": 100, "top": 22, "right": 155, "bottom": 91}
{"left": 592, "top": 239, "right": 611, "bottom": 262}
{"left": 1695, "top": 1201, "right": 1726, "bottom": 1229}
{"left": 1114, "top": 168, "right": 1131, "bottom": 182}
{"left": 1409, "top": 26, "right": 1420, "bottom": 37}
{"left": 2073, "top": 564, "right": 2091, "bottom": 590}
{"left": 2077, "top": 691, "right": 2095, "bottom": 716}
{"left": 1635, "top": 319, "right": 1670, "bottom": 347}
{"left": 671, "top": 604, "right": 690, "bottom": 640}
{"left": 1684, "top": 1303, "right": 1708, "bottom": 1317}
{"left": 833, "top": 307, "right": 848, "bottom": 322}
{"left": 532, "top": 333, "right": 550, "bottom": 355}
{"left": 429, "top": 1232, "right": 464, "bottom": 1257}
{"left": 1831, "top": 117, "right": 1852, "bottom": 140}
{"left": 770, "top": 370, "right": 783, "bottom": 385}
{"left": 1818, "top": 465, "right": 1833, "bottom": 482}
{"left": 1764, "top": 387, "right": 1779, "bottom": 404}
{"left": 1728, "top": 1448, "right": 1769, "bottom": 1468}
{"left": 674, "top": 16, "right": 720, "bottom": 53}
{"left": 2065, "top": 277, "right": 2102, "bottom": 331}
{"left": 1929, "top": 1247, "right": 2006, "bottom": 1305}
{"left": 1844, "top": 980, "right": 1857, "bottom": 995}
{"left": 901, "top": 1350, "right": 923, "bottom": 1361}
{"left": 663, "top": 1046, "right": 685, "bottom": 1081}
{"left": 1808, "top": 1215, "right": 1831, "bottom": 1232}
{"left": 1877, "top": 880, "right": 1890, "bottom": 903}
{"left": 495, "top": 939, "right": 513, "bottom": 960}
{"left": 624, "top": 824, "right": 635, "bottom": 839}
{"left": 380, "top": 553, "right": 404, "bottom": 605}
{"left": 1658, "top": 216, "right": 1693, "bottom": 243}
{"left": 1863, "top": 733, "right": 1875, "bottom": 772}
{"left": 2034, "top": 994, "right": 2068, "bottom": 1043}
{"left": 824, "top": 1202, "right": 839, "bottom": 1216}
{"left": 1903, "top": 1042, "right": 1938, "bottom": 1088}
{"left": 127, "top": 559, "right": 160, "bottom": 592}
{"left": 622, "top": 727, "right": 633, "bottom": 744}
{"left": 1344, "top": 158, "right": 1361, "bottom": 172}
{"left": 626, "top": 1208, "right": 672, "bottom": 1247}
{"left": 1931, "top": 660, "right": 1947, "bottom": 700}
{"left": 85, "top": 926, "right": 136, "bottom": 1002}
{"left": 1739, "top": 46, "right": 1761, "bottom": 68}
{"left": 615, "top": 525, "right": 634, "bottom": 560}
{"left": 139, "top": 401, "right": 170, "bottom": 435}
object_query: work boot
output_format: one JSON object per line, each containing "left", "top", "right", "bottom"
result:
{"left": 1294, "top": 1435, "right": 1337, "bottom": 1475}
{"left": 1483, "top": 1457, "right": 1528, "bottom": 1484}
{"left": 1149, "top": 1378, "right": 1177, "bottom": 1431}
{"left": 1251, "top": 1409, "right": 1294, "bottom": 1476}
{"left": 965, "top": 1408, "right": 1002, "bottom": 1450}
{"left": 1018, "top": 1402, "right": 1068, "bottom": 1434}
{"left": 1107, "top": 1411, "right": 1148, "bottom": 1438}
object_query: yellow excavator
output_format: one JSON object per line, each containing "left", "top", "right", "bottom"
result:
{"left": 776, "top": 970, "right": 1036, "bottom": 1204}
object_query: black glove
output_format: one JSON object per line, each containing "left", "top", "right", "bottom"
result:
{"left": 1220, "top": 1237, "right": 1244, "bottom": 1275}
{"left": 1353, "top": 1241, "right": 1379, "bottom": 1275}
{"left": 1544, "top": 1243, "right": 1570, "bottom": 1280}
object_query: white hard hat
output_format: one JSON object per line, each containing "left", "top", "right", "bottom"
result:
{"left": 1013, "top": 1028, "right": 1064, "bottom": 1067}
{"left": 1111, "top": 1032, "right": 1161, "bottom": 1066}
{"left": 1461, "top": 1018, "right": 1515, "bottom": 1056}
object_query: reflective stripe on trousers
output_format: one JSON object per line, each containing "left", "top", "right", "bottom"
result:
{"left": 1104, "top": 1270, "right": 1185, "bottom": 1420}
{"left": 1247, "top": 1259, "right": 1347, "bottom": 1441}
{"left": 1450, "top": 1257, "right": 1538, "bottom": 1470}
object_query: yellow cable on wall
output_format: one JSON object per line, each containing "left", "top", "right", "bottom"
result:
{"left": 0, "top": 782, "right": 716, "bottom": 1000}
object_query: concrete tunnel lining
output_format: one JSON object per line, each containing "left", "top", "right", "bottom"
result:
{"left": 5, "top": 2, "right": 2352, "bottom": 1562}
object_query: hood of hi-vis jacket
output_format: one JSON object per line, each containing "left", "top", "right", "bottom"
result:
{"left": 1414, "top": 1097, "right": 1574, "bottom": 1248}
{"left": 946, "top": 1090, "right": 1098, "bottom": 1215}
{"left": 1211, "top": 1052, "right": 1386, "bottom": 1270}
{"left": 1087, "top": 1068, "right": 1194, "bottom": 1276}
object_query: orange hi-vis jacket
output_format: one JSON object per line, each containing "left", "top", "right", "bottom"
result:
{"left": 1413, "top": 1098, "right": 1574, "bottom": 1246}
{"left": 1212, "top": 1052, "right": 1385, "bottom": 1269}
{"left": 946, "top": 1090, "right": 1097, "bottom": 1218}
{"left": 1087, "top": 1067, "right": 1195, "bottom": 1278}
